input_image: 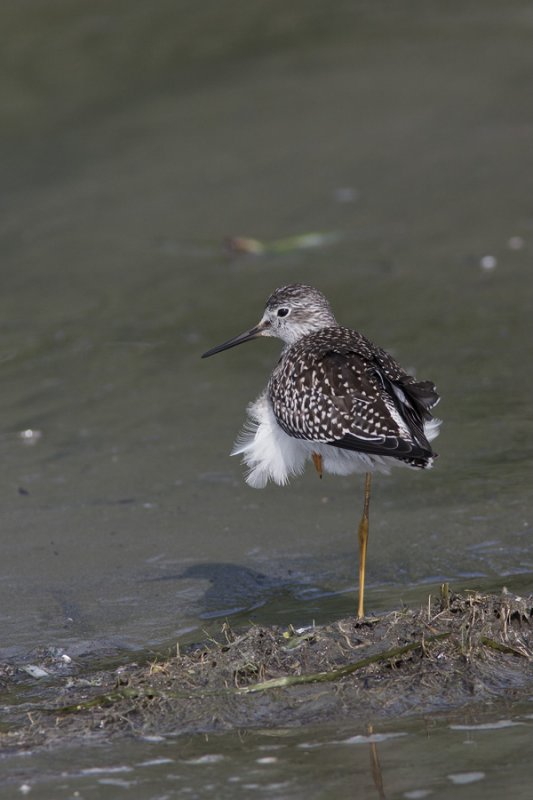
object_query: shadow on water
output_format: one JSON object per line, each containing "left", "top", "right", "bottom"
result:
{"left": 146, "top": 562, "right": 301, "bottom": 619}
{"left": 142, "top": 559, "right": 360, "bottom": 629}
{"left": 144, "top": 559, "right": 533, "bottom": 635}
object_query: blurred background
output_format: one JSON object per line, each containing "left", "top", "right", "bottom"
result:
{"left": 1, "top": 0, "right": 532, "bottom": 663}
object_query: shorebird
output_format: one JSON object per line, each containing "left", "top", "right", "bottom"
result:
{"left": 202, "top": 284, "right": 440, "bottom": 618}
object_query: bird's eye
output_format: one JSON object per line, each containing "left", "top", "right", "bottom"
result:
{"left": 277, "top": 307, "right": 290, "bottom": 318}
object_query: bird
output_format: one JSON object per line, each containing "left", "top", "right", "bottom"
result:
{"left": 202, "top": 283, "right": 441, "bottom": 618}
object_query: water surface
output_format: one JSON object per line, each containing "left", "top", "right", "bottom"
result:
{"left": 1, "top": 0, "right": 532, "bottom": 795}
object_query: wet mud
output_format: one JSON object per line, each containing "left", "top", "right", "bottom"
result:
{"left": 1, "top": 589, "right": 532, "bottom": 753}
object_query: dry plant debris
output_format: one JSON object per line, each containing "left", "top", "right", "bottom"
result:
{"left": 1, "top": 589, "right": 532, "bottom": 752}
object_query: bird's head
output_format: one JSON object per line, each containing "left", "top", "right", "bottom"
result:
{"left": 201, "top": 284, "right": 337, "bottom": 358}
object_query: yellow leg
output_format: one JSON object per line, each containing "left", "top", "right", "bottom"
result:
{"left": 311, "top": 452, "right": 323, "bottom": 479}
{"left": 357, "top": 472, "right": 372, "bottom": 619}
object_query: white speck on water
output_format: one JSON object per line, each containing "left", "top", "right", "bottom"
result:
{"left": 21, "top": 665, "right": 49, "bottom": 679}
{"left": 335, "top": 187, "right": 359, "bottom": 203}
{"left": 256, "top": 756, "right": 278, "bottom": 764}
{"left": 19, "top": 785, "right": 31, "bottom": 796}
{"left": 508, "top": 235, "right": 524, "bottom": 250}
{"left": 295, "top": 625, "right": 313, "bottom": 634}
{"left": 341, "top": 732, "right": 408, "bottom": 745}
{"left": 138, "top": 757, "right": 174, "bottom": 767}
{"left": 258, "top": 744, "right": 285, "bottom": 751}
{"left": 298, "top": 731, "right": 407, "bottom": 749}
{"left": 480, "top": 254, "right": 497, "bottom": 270}
{"left": 404, "top": 790, "right": 433, "bottom": 799}
{"left": 19, "top": 429, "right": 42, "bottom": 446}
{"left": 183, "top": 754, "right": 224, "bottom": 765}
{"left": 82, "top": 766, "right": 133, "bottom": 775}
{"left": 98, "top": 778, "right": 135, "bottom": 788}
{"left": 450, "top": 719, "right": 523, "bottom": 731}
{"left": 448, "top": 772, "right": 485, "bottom": 785}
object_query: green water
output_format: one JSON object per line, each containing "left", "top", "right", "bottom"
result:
{"left": 1, "top": 0, "right": 533, "bottom": 795}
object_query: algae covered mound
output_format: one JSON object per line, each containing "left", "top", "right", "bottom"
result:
{"left": 1, "top": 589, "right": 532, "bottom": 751}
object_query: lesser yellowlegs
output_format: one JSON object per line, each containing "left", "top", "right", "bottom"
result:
{"left": 202, "top": 284, "right": 441, "bottom": 618}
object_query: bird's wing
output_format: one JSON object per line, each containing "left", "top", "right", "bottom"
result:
{"left": 269, "top": 339, "right": 436, "bottom": 460}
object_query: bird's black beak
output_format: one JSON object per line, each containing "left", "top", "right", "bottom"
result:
{"left": 201, "top": 321, "right": 269, "bottom": 358}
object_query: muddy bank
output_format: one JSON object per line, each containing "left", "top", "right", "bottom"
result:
{"left": 1, "top": 589, "right": 532, "bottom": 752}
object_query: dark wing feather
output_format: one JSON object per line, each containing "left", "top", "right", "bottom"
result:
{"left": 268, "top": 327, "right": 439, "bottom": 462}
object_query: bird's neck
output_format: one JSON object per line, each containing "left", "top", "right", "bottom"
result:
{"left": 279, "top": 318, "right": 338, "bottom": 349}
